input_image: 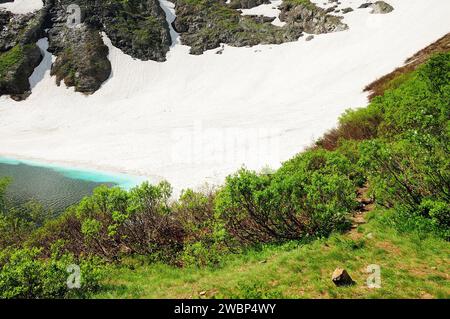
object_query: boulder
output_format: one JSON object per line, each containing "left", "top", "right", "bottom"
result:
{"left": 358, "top": 2, "right": 373, "bottom": 9}
{"left": 342, "top": 7, "right": 354, "bottom": 14}
{"left": 370, "top": 1, "right": 394, "bottom": 14}
{"left": 331, "top": 268, "right": 355, "bottom": 286}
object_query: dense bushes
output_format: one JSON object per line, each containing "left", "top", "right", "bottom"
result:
{"left": 0, "top": 178, "right": 52, "bottom": 249}
{"left": 0, "top": 246, "right": 103, "bottom": 299}
{"left": 24, "top": 150, "right": 359, "bottom": 267}
{"left": 0, "top": 177, "right": 9, "bottom": 214}
{"left": 313, "top": 53, "right": 450, "bottom": 239}
{"left": 216, "top": 150, "right": 356, "bottom": 245}
{"left": 316, "top": 106, "right": 382, "bottom": 151}
{"left": 359, "top": 53, "right": 450, "bottom": 238}
{"left": 31, "top": 182, "right": 184, "bottom": 263}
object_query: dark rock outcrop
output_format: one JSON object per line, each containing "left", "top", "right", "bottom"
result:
{"left": 46, "top": 1, "right": 111, "bottom": 93}
{"left": 358, "top": 2, "right": 373, "bottom": 9}
{"left": 48, "top": 24, "right": 111, "bottom": 94}
{"left": 279, "top": 1, "right": 348, "bottom": 34}
{"left": 173, "top": 0, "right": 346, "bottom": 55}
{"left": 0, "top": 43, "right": 42, "bottom": 100}
{"left": 49, "top": 0, "right": 172, "bottom": 60}
{"left": 1, "top": 0, "right": 174, "bottom": 97}
{"left": 341, "top": 7, "right": 353, "bottom": 14}
{"left": 0, "top": 7, "right": 48, "bottom": 99}
{"left": 1, "top": 0, "right": 352, "bottom": 97}
{"left": 101, "top": 0, "right": 172, "bottom": 62}
{"left": 228, "top": 0, "right": 270, "bottom": 10}
{"left": 173, "top": 0, "right": 302, "bottom": 55}
{"left": 38, "top": 0, "right": 171, "bottom": 93}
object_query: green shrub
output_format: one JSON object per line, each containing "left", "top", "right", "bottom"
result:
{"left": 316, "top": 106, "right": 382, "bottom": 150}
{"left": 0, "top": 177, "right": 51, "bottom": 249}
{"left": 174, "top": 189, "right": 228, "bottom": 267}
{"left": 0, "top": 246, "right": 104, "bottom": 299}
{"left": 0, "top": 177, "right": 10, "bottom": 214}
{"left": 375, "top": 53, "right": 449, "bottom": 140}
{"left": 216, "top": 149, "right": 356, "bottom": 245}
{"left": 30, "top": 182, "right": 184, "bottom": 263}
{"left": 358, "top": 53, "right": 450, "bottom": 237}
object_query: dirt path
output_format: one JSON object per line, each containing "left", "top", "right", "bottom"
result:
{"left": 348, "top": 185, "right": 375, "bottom": 240}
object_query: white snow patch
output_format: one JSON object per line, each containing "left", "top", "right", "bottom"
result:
{"left": 0, "top": 0, "right": 43, "bottom": 14}
{"left": 240, "top": 0, "right": 286, "bottom": 27}
{"left": 29, "top": 38, "right": 52, "bottom": 90}
{"left": 159, "top": 0, "right": 180, "bottom": 46}
{"left": 0, "top": 0, "right": 449, "bottom": 195}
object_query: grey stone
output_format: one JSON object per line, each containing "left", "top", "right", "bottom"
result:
{"left": 332, "top": 268, "right": 355, "bottom": 286}
{"left": 370, "top": 1, "right": 394, "bottom": 14}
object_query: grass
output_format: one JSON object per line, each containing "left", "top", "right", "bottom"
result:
{"left": 0, "top": 45, "right": 25, "bottom": 78}
{"left": 94, "top": 210, "right": 450, "bottom": 299}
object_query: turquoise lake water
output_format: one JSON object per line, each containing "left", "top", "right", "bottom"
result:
{"left": 0, "top": 157, "right": 143, "bottom": 213}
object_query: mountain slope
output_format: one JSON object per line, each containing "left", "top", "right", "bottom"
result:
{"left": 0, "top": 0, "right": 449, "bottom": 195}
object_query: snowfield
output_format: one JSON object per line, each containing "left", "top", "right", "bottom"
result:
{"left": 1, "top": 0, "right": 449, "bottom": 194}
{"left": 0, "top": 0, "right": 43, "bottom": 14}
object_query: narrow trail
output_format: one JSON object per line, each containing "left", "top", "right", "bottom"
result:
{"left": 348, "top": 185, "right": 375, "bottom": 240}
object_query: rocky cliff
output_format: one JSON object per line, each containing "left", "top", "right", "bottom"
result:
{"left": 0, "top": 6, "right": 47, "bottom": 99}
{"left": 0, "top": 0, "right": 385, "bottom": 98}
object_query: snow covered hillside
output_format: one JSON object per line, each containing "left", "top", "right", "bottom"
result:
{"left": 0, "top": 0, "right": 42, "bottom": 14}
{"left": 0, "top": 0, "right": 449, "bottom": 194}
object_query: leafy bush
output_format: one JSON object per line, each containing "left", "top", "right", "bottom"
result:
{"left": 0, "top": 177, "right": 10, "bottom": 214}
{"left": 30, "top": 182, "right": 184, "bottom": 263}
{"left": 0, "top": 246, "right": 103, "bottom": 299}
{"left": 0, "top": 178, "right": 52, "bottom": 249}
{"left": 375, "top": 53, "right": 449, "bottom": 139}
{"left": 174, "top": 189, "right": 228, "bottom": 267}
{"left": 216, "top": 150, "right": 356, "bottom": 245}
{"left": 316, "top": 106, "right": 382, "bottom": 150}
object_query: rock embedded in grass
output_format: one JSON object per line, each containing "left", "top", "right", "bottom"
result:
{"left": 331, "top": 268, "right": 355, "bottom": 286}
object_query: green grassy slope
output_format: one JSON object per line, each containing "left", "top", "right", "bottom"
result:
{"left": 95, "top": 211, "right": 449, "bottom": 299}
